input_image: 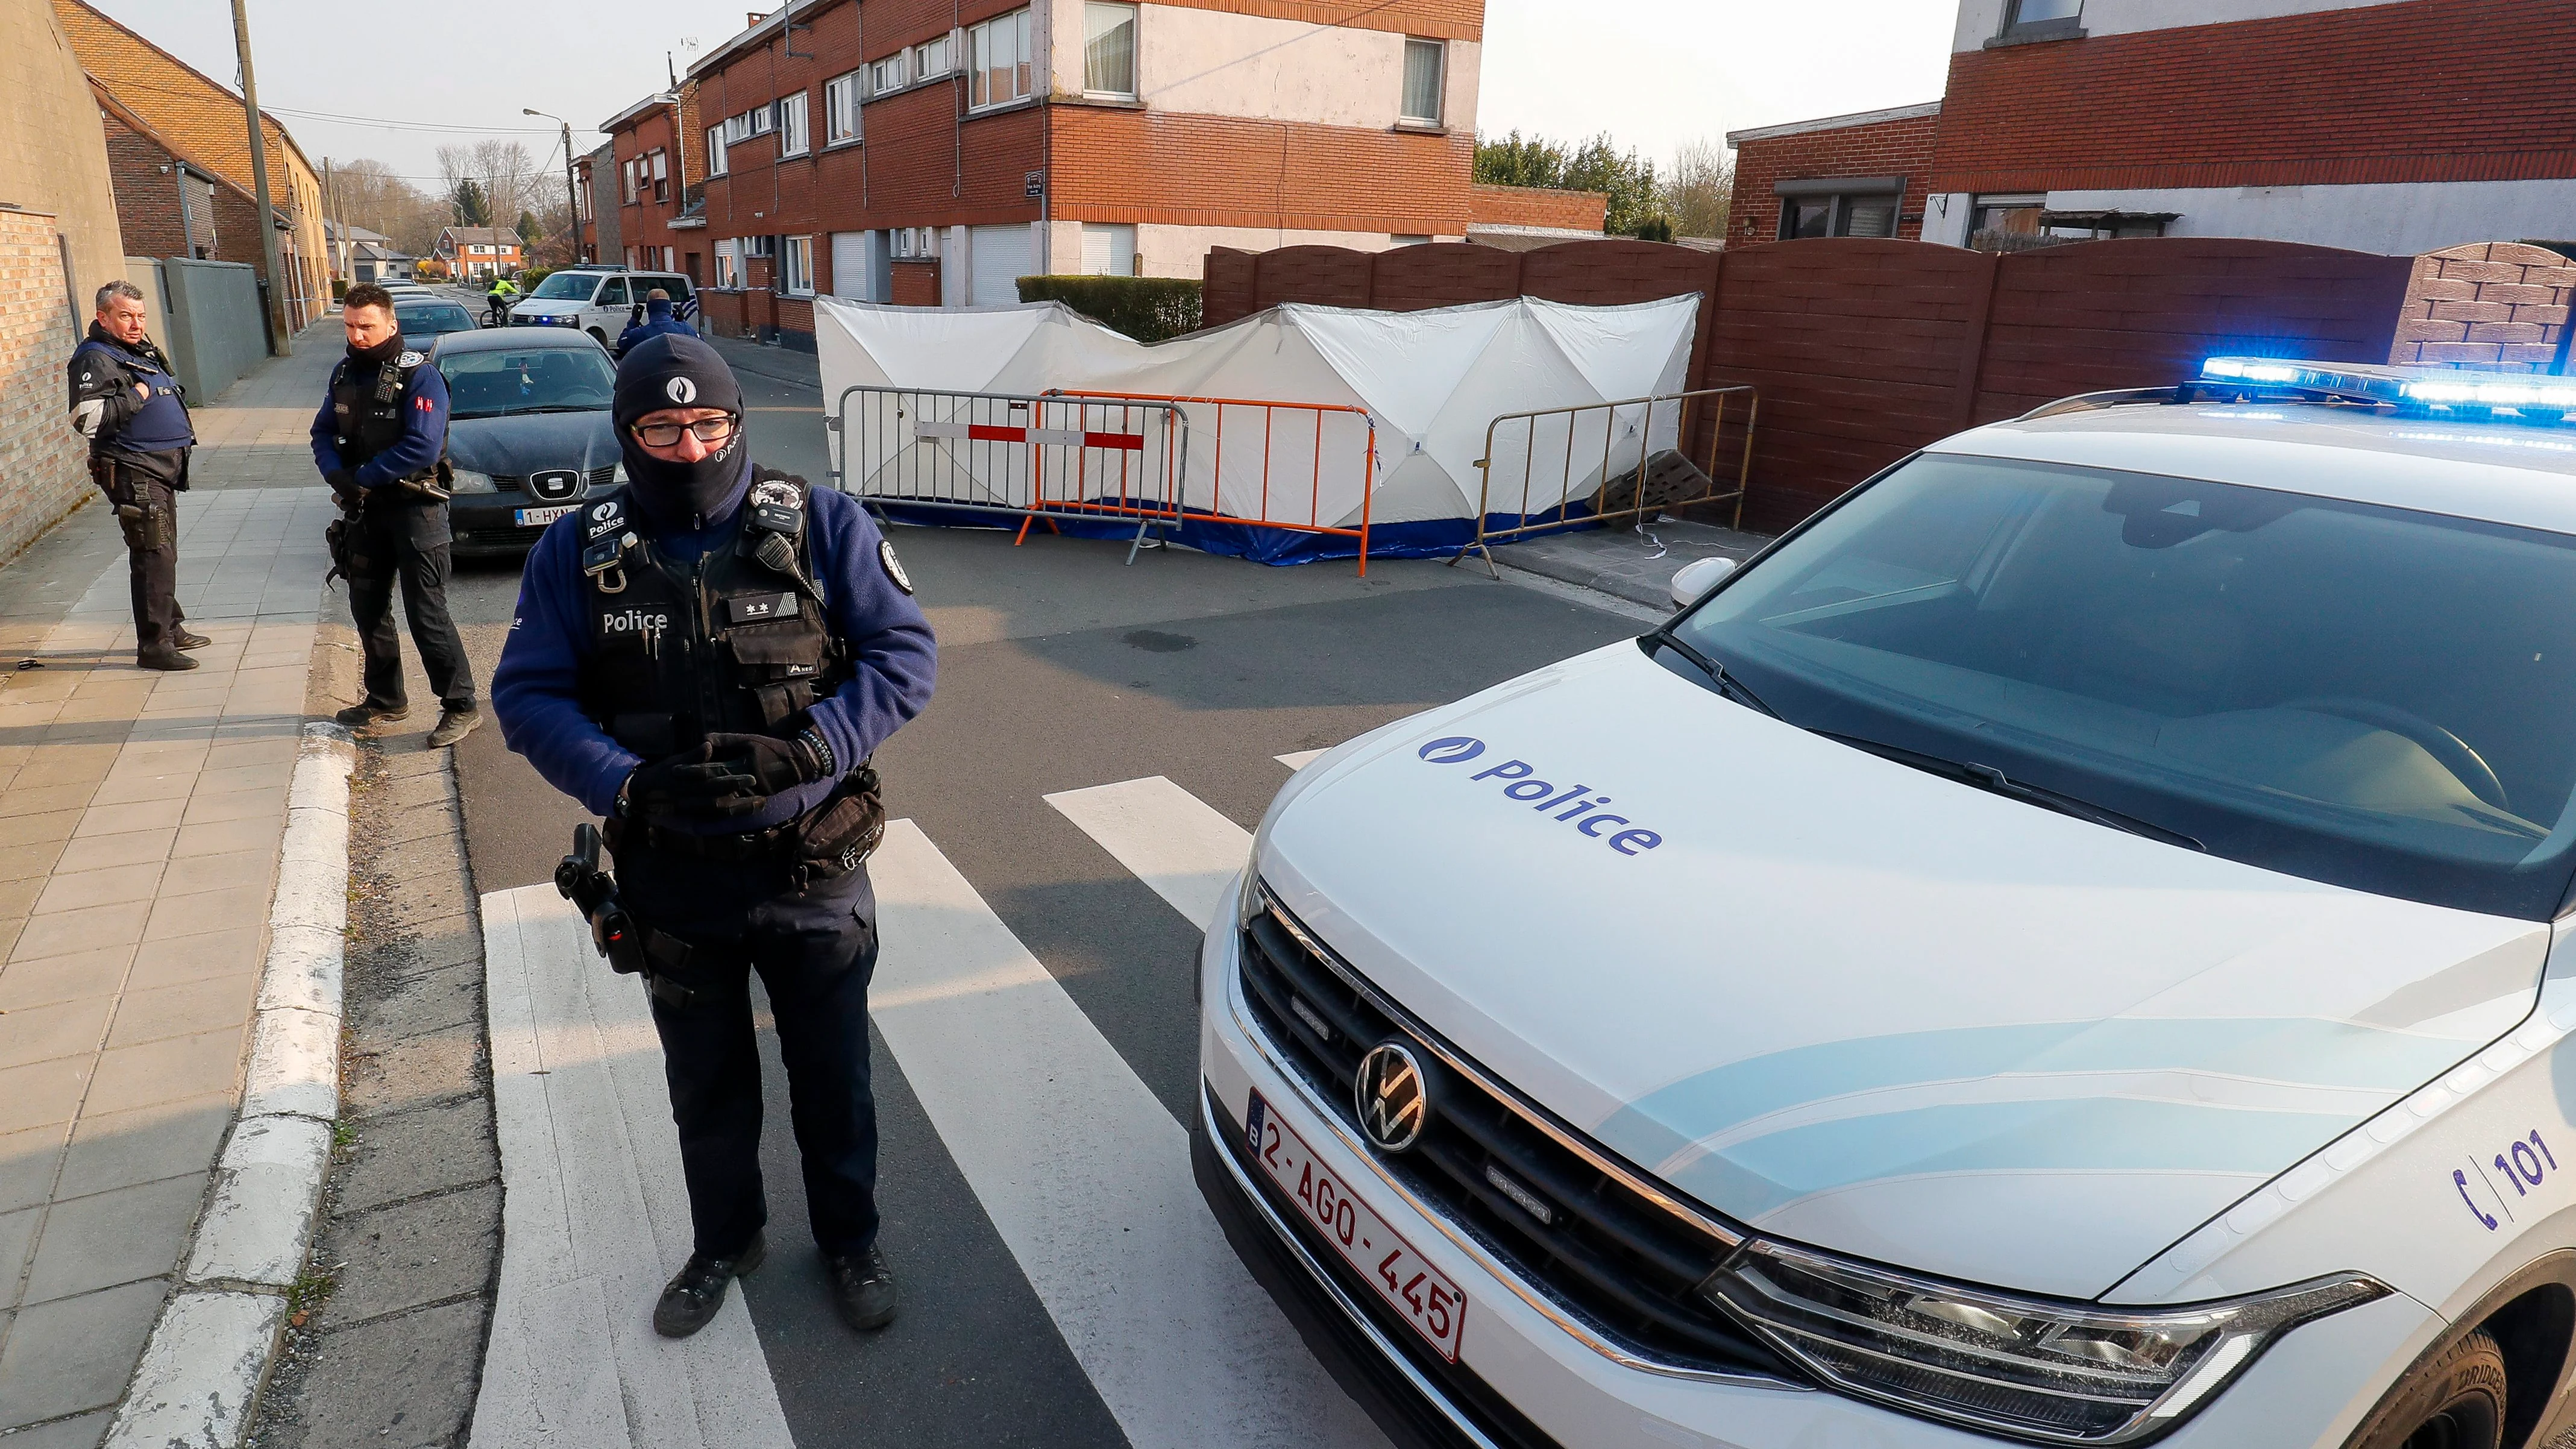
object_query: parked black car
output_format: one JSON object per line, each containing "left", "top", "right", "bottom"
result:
{"left": 427, "top": 329, "right": 621, "bottom": 555}
{"left": 395, "top": 298, "right": 477, "bottom": 356}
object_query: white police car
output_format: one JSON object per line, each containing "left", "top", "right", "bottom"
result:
{"left": 507, "top": 268, "right": 695, "bottom": 350}
{"left": 1196, "top": 359, "right": 2576, "bottom": 1449}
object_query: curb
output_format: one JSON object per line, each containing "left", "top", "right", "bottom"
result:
{"left": 104, "top": 721, "right": 358, "bottom": 1449}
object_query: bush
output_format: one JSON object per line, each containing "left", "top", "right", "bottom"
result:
{"left": 518, "top": 266, "right": 556, "bottom": 288}
{"left": 1016, "top": 275, "right": 1203, "bottom": 344}
{"left": 331, "top": 277, "right": 349, "bottom": 301}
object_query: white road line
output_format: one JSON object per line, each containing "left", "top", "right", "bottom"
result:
{"left": 1275, "top": 749, "right": 1328, "bottom": 770}
{"left": 471, "top": 885, "right": 796, "bottom": 1449}
{"left": 870, "top": 820, "right": 1389, "bottom": 1449}
{"left": 1043, "top": 776, "right": 1252, "bottom": 931}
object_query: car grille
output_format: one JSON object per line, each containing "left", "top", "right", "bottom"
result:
{"left": 490, "top": 466, "right": 615, "bottom": 494}
{"left": 1236, "top": 894, "right": 1792, "bottom": 1379}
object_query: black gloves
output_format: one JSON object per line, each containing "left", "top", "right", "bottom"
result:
{"left": 622, "top": 745, "right": 762, "bottom": 821}
{"left": 324, "top": 469, "right": 358, "bottom": 502}
{"left": 702, "top": 727, "right": 834, "bottom": 796}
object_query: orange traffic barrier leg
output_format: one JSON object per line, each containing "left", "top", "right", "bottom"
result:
{"left": 1013, "top": 514, "right": 1036, "bottom": 546}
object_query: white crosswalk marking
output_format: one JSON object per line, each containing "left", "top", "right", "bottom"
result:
{"left": 1043, "top": 776, "right": 1253, "bottom": 931}
{"left": 870, "top": 819, "right": 1390, "bottom": 1449}
{"left": 473, "top": 886, "right": 796, "bottom": 1449}
{"left": 1274, "top": 749, "right": 1328, "bottom": 770}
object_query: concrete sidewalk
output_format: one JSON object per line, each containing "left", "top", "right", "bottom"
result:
{"left": 0, "top": 327, "right": 341, "bottom": 1445}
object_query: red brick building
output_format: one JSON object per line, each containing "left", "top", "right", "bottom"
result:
{"left": 1728, "top": 0, "right": 2576, "bottom": 256}
{"left": 614, "top": 0, "right": 1486, "bottom": 346}
{"left": 1724, "top": 102, "right": 1940, "bottom": 248}
{"left": 600, "top": 86, "right": 702, "bottom": 280}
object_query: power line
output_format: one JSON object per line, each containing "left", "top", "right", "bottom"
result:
{"left": 265, "top": 104, "right": 582, "bottom": 137}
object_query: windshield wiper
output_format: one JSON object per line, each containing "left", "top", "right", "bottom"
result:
{"left": 1650, "top": 632, "right": 1777, "bottom": 717}
{"left": 517, "top": 404, "right": 607, "bottom": 413}
{"left": 1818, "top": 730, "right": 2205, "bottom": 851}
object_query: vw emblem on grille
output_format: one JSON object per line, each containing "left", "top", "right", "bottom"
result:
{"left": 1354, "top": 1042, "right": 1429, "bottom": 1153}
{"left": 528, "top": 469, "right": 581, "bottom": 501}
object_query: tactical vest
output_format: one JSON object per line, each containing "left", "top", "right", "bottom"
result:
{"left": 74, "top": 338, "right": 192, "bottom": 457}
{"left": 329, "top": 350, "right": 438, "bottom": 483}
{"left": 573, "top": 471, "right": 849, "bottom": 760}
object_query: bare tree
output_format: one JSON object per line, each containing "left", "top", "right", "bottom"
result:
{"left": 327, "top": 157, "right": 444, "bottom": 256}
{"left": 1665, "top": 139, "right": 1733, "bottom": 242}
{"left": 435, "top": 140, "right": 542, "bottom": 230}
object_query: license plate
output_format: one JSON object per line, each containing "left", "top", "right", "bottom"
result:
{"left": 1248, "top": 1091, "right": 1466, "bottom": 1361}
{"left": 515, "top": 504, "right": 577, "bottom": 527}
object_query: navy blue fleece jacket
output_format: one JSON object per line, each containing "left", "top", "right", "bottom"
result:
{"left": 489, "top": 456, "right": 937, "bottom": 828}
{"left": 309, "top": 356, "right": 451, "bottom": 489}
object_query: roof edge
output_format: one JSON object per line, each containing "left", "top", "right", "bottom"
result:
{"left": 63, "top": 0, "right": 319, "bottom": 177}
{"left": 1726, "top": 100, "right": 1942, "bottom": 148}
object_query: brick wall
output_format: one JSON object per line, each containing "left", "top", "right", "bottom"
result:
{"left": 1467, "top": 185, "right": 1603, "bottom": 233}
{"left": 890, "top": 259, "right": 940, "bottom": 306}
{"left": 1934, "top": 0, "right": 2576, "bottom": 195}
{"left": 1051, "top": 107, "right": 1472, "bottom": 233}
{"left": 1726, "top": 111, "right": 1940, "bottom": 249}
{"left": 0, "top": 210, "right": 93, "bottom": 565}
{"left": 2389, "top": 241, "right": 2575, "bottom": 370}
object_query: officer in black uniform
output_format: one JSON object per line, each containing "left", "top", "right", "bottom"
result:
{"left": 311, "top": 282, "right": 481, "bottom": 747}
{"left": 67, "top": 280, "right": 210, "bottom": 670}
{"left": 491, "top": 334, "right": 937, "bottom": 1338}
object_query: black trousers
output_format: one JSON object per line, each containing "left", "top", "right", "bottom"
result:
{"left": 346, "top": 503, "right": 476, "bottom": 711}
{"left": 624, "top": 847, "right": 881, "bottom": 1261}
{"left": 112, "top": 470, "right": 186, "bottom": 655}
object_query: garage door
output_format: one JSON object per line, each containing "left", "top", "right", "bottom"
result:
{"left": 970, "top": 224, "right": 1035, "bottom": 306}
{"left": 831, "top": 231, "right": 872, "bottom": 301}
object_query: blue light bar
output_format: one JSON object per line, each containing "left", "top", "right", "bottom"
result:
{"left": 2200, "top": 357, "right": 2576, "bottom": 416}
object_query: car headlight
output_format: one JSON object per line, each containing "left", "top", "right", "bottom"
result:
{"left": 1703, "top": 1239, "right": 2386, "bottom": 1444}
{"left": 558, "top": 315, "right": 583, "bottom": 327}
{"left": 448, "top": 469, "right": 497, "bottom": 494}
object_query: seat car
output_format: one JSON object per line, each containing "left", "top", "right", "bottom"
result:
{"left": 427, "top": 329, "right": 620, "bottom": 555}
{"left": 393, "top": 297, "right": 476, "bottom": 355}
{"left": 1199, "top": 358, "right": 2576, "bottom": 1449}
{"left": 506, "top": 268, "right": 696, "bottom": 351}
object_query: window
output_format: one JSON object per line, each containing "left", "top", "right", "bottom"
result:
{"left": 597, "top": 276, "right": 629, "bottom": 307}
{"left": 707, "top": 126, "right": 729, "bottom": 176}
{"left": 1773, "top": 180, "right": 1903, "bottom": 240}
{"left": 1400, "top": 37, "right": 1444, "bottom": 125}
{"left": 778, "top": 92, "right": 809, "bottom": 157}
{"left": 870, "top": 52, "right": 908, "bottom": 95}
{"left": 649, "top": 149, "right": 668, "bottom": 203}
{"left": 891, "top": 227, "right": 938, "bottom": 259}
{"left": 624, "top": 246, "right": 641, "bottom": 269}
{"left": 721, "top": 107, "right": 774, "bottom": 145}
{"left": 783, "top": 235, "right": 814, "bottom": 295}
{"left": 1999, "top": 0, "right": 2082, "bottom": 35}
{"left": 914, "top": 34, "right": 953, "bottom": 78}
{"left": 970, "top": 9, "right": 1033, "bottom": 110}
{"left": 714, "top": 238, "right": 740, "bottom": 288}
{"left": 620, "top": 159, "right": 638, "bottom": 203}
{"left": 826, "top": 71, "right": 862, "bottom": 143}
{"left": 1084, "top": 2, "right": 1137, "bottom": 98}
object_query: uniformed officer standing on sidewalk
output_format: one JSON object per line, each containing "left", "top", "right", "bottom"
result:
{"left": 66, "top": 281, "right": 210, "bottom": 671}
{"left": 491, "top": 334, "right": 936, "bottom": 1338}
{"left": 312, "top": 283, "right": 480, "bottom": 747}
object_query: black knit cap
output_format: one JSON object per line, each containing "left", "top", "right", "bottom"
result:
{"left": 612, "top": 333, "right": 743, "bottom": 432}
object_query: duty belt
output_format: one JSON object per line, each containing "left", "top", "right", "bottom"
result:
{"left": 605, "top": 815, "right": 799, "bottom": 863}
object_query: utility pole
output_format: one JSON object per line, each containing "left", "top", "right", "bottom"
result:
{"left": 527, "top": 110, "right": 582, "bottom": 266}
{"left": 230, "top": 0, "right": 289, "bottom": 354}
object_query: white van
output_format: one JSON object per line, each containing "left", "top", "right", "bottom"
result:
{"left": 507, "top": 269, "right": 696, "bottom": 350}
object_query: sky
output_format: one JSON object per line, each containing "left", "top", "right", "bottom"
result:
{"left": 84, "top": 0, "right": 1957, "bottom": 187}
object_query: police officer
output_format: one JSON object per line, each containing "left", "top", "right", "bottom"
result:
{"left": 313, "top": 283, "right": 482, "bottom": 747}
{"left": 491, "top": 334, "right": 935, "bottom": 1338}
{"left": 68, "top": 281, "right": 210, "bottom": 670}
{"left": 615, "top": 287, "right": 695, "bottom": 356}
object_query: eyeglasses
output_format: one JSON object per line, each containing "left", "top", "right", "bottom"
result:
{"left": 631, "top": 415, "right": 737, "bottom": 447}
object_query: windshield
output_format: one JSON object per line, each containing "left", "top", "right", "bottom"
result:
{"left": 527, "top": 272, "right": 600, "bottom": 301}
{"left": 397, "top": 305, "right": 473, "bottom": 335}
{"left": 437, "top": 346, "right": 615, "bottom": 418}
{"left": 1670, "top": 452, "right": 2576, "bottom": 919}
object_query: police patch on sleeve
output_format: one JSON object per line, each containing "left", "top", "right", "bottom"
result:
{"left": 878, "top": 538, "right": 913, "bottom": 595}
{"left": 397, "top": 350, "right": 426, "bottom": 368}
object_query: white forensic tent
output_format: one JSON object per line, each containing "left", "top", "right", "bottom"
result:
{"left": 814, "top": 292, "right": 1701, "bottom": 562}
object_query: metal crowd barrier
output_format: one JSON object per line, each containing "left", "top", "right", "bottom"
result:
{"left": 1450, "top": 386, "right": 1758, "bottom": 577}
{"left": 829, "top": 386, "right": 1189, "bottom": 564}
{"left": 1049, "top": 391, "right": 1383, "bottom": 576}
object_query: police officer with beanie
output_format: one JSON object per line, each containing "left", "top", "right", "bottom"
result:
{"left": 68, "top": 280, "right": 210, "bottom": 670}
{"left": 313, "top": 283, "right": 480, "bottom": 747}
{"left": 491, "top": 334, "right": 935, "bottom": 1337}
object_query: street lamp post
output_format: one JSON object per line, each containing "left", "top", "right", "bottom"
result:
{"left": 525, "top": 109, "right": 583, "bottom": 266}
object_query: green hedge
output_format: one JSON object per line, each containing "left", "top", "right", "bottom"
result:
{"left": 1016, "top": 275, "right": 1203, "bottom": 344}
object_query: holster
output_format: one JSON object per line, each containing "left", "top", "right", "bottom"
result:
{"left": 602, "top": 764, "right": 886, "bottom": 894}
{"left": 98, "top": 461, "right": 170, "bottom": 552}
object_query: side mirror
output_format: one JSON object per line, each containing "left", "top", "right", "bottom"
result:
{"left": 1668, "top": 556, "right": 1738, "bottom": 611}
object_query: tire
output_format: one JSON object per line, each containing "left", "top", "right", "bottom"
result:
{"left": 588, "top": 328, "right": 609, "bottom": 349}
{"left": 2346, "top": 1330, "right": 2508, "bottom": 1449}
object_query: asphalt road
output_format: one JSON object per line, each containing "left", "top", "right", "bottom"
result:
{"left": 429, "top": 330, "right": 1651, "bottom": 1445}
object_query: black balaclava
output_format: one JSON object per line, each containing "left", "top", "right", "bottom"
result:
{"left": 348, "top": 327, "right": 404, "bottom": 370}
{"left": 613, "top": 333, "right": 748, "bottom": 532}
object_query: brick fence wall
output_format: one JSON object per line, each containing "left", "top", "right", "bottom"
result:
{"left": 1466, "top": 184, "right": 1605, "bottom": 233}
{"left": 1207, "top": 234, "right": 2411, "bottom": 533}
{"left": 0, "top": 210, "right": 92, "bottom": 564}
{"left": 2389, "top": 241, "right": 2574, "bottom": 371}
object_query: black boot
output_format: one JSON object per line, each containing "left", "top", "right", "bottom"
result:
{"left": 172, "top": 629, "right": 212, "bottom": 650}
{"left": 136, "top": 649, "right": 198, "bottom": 671}
{"left": 334, "top": 700, "right": 409, "bottom": 729}
{"left": 653, "top": 1231, "right": 766, "bottom": 1339}
{"left": 824, "top": 1245, "right": 899, "bottom": 1332}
